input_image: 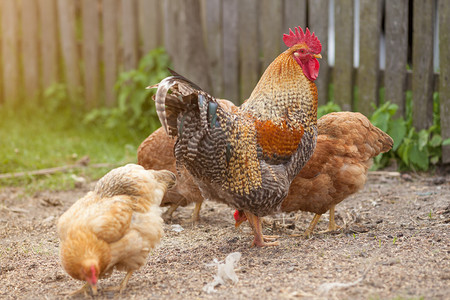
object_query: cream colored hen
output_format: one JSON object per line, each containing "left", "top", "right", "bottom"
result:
{"left": 57, "top": 164, "right": 176, "bottom": 295}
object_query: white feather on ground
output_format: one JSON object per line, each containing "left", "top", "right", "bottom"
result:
{"left": 203, "top": 252, "right": 242, "bottom": 293}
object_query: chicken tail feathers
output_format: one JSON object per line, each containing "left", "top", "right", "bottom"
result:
{"left": 151, "top": 70, "right": 224, "bottom": 140}
{"left": 153, "top": 77, "right": 176, "bottom": 134}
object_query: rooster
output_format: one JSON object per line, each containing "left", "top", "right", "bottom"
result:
{"left": 234, "top": 112, "right": 394, "bottom": 237}
{"left": 57, "top": 164, "right": 176, "bottom": 295}
{"left": 151, "top": 27, "right": 322, "bottom": 247}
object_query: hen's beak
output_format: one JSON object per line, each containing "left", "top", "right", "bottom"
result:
{"left": 145, "top": 84, "right": 158, "bottom": 90}
{"left": 314, "top": 54, "right": 322, "bottom": 59}
{"left": 90, "top": 284, "right": 98, "bottom": 295}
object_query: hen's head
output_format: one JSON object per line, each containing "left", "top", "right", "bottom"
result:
{"left": 233, "top": 210, "right": 247, "bottom": 228}
{"left": 81, "top": 259, "right": 99, "bottom": 295}
{"left": 283, "top": 27, "right": 322, "bottom": 81}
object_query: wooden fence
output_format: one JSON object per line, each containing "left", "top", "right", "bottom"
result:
{"left": 0, "top": 0, "right": 449, "bottom": 162}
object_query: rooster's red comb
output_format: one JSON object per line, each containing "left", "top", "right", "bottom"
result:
{"left": 283, "top": 27, "right": 322, "bottom": 54}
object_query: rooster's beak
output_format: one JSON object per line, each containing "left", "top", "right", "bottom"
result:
{"left": 314, "top": 54, "right": 322, "bottom": 59}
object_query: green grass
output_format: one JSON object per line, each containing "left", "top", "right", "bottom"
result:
{"left": 0, "top": 104, "right": 149, "bottom": 192}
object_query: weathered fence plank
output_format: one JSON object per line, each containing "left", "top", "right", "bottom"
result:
{"left": 1, "top": 0, "right": 20, "bottom": 103}
{"left": 358, "top": 0, "right": 382, "bottom": 115}
{"left": 204, "top": 0, "right": 223, "bottom": 98}
{"left": 385, "top": 0, "right": 408, "bottom": 117}
{"left": 57, "top": 0, "right": 81, "bottom": 101}
{"left": 439, "top": 0, "right": 450, "bottom": 163}
{"left": 308, "top": 0, "right": 329, "bottom": 105}
{"left": 82, "top": 0, "right": 100, "bottom": 108}
{"left": 222, "top": 0, "right": 239, "bottom": 103}
{"left": 177, "top": 0, "right": 211, "bottom": 92}
{"left": 38, "top": 0, "right": 59, "bottom": 91}
{"left": 103, "top": 0, "right": 118, "bottom": 107}
{"left": 164, "top": 0, "right": 181, "bottom": 69}
{"left": 21, "top": 0, "right": 40, "bottom": 100}
{"left": 239, "top": 0, "right": 259, "bottom": 101}
{"left": 284, "top": 0, "right": 307, "bottom": 34}
{"left": 122, "top": 0, "right": 139, "bottom": 71}
{"left": 334, "top": 0, "right": 354, "bottom": 111}
{"left": 412, "top": 0, "right": 435, "bottom": 130}
{"left": 138, "top": 0, "right": 163, "bottom": 55}
{"left": 260, "top": 0, "right": 283, "bottom": 70}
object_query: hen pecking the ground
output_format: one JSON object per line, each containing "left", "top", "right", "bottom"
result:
{"left": 57, "top": 164, "right": 176, "bottom": 296}
{"left": 151, "top": 27, "right": 322, "bottom": 247}
{"left": 234, "top": 112, "right": 394, "bottom": 237}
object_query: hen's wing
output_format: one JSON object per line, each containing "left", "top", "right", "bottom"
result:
{"left": 281, "top": 112, "right": 393, "bottom": 215}
{"left": 57, "top": 194, "right": 133, "bottom": 244}
{"left": 317, "top": 112, "right": 393, "bottom": 160}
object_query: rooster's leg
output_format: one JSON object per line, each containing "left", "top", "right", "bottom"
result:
{"left": 319, "top": 205, "right": 341, "bottom": 233}
{"left": 190, "top": 200, "right": 203, "bottom": 223}
{"left": 244, "top": 211, "right": 279, "bottom": 247}
{"left": 304, "top": 214, "right": 322, "bottom": 238}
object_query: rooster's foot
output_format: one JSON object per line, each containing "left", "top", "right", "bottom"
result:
{"left": 262, "top": 234, "right": 280, "bottom": 241}
{"left": 252, "top": 239, "right": 280, "bottom": 247}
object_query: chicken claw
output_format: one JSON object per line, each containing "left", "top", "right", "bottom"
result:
{"left": 105, "top": 271, "right": 133, "bottom": 294}
{"left": 65, "top": 283, "right": 92, "bottom": 298}
{"left": 318, "top": 205, "right": 341, "bottom": 233}
{"left": 244, "top": 211, "right": 280, "bottom": 247}
{"left": 303, "top": 214, "right": 322, "bottom": 238}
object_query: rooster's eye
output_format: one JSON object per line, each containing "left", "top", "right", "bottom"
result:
{"left": 299, "top": 49, "right": 305, "bottom": 54}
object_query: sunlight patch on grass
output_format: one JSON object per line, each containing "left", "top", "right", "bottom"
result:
{"left": 0, "top": 105, "right": 150, "bottom": 191}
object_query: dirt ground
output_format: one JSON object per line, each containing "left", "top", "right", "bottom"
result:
{"left": 1, "top": 172, "right": 449, "bottom": 300}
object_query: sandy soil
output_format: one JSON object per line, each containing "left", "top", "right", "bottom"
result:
{"left": 1, "top": 173, "right": 449, "bottom": 299}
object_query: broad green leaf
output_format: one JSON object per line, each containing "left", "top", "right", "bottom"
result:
{"left": 409, "top": 142, "right": 429, "bottom": 170}
{"left": 429, "top": 134, "right": 443, "bottom": 147}
{"left": 430, "top": 155, "right": 439, "bottom": 165}
{"left": 387, "top": 103, "right": 399, "bottom": 116}
{"left": 397, "top": 142, "right": 411, "bottom": 165}
{"left": 370, "top": 111, "right": 390, "bottom": 132}
{"left": 387, "top": 118, "right": 406, "bottom": 151}
{"left": 443, "top": 138, "right": 450, "bottom": 146}
{"left": 418, "top": 130, "right": 428, "bottom": 151}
